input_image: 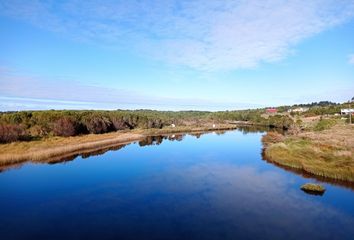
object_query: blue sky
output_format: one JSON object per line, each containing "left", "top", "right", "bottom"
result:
{"left": 0, "top": 0, "right": 354, "bottom": 111}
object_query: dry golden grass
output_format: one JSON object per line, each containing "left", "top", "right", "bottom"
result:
{"left": 0, "top": 132, "right": 145, "bottom": 166}
{"left": 299, "top": 122, "right": 354, "bottom": 149}
{"left": 263, "top": 122, "right": 354, "bottom": 182}
{"left": 0, "top": 124, "right": 237, "bottom": 167}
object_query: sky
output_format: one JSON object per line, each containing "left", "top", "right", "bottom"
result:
{"left": 0, "top": 0, "right": 354, "bottom": 111}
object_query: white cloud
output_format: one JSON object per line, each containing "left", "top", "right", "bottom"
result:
{"left": 349, "top": 54, "right": 354, "bottom": 65}
{"left": 0, "top": 67, "right": 261, "bottom": 111}
{"left": 1, "top": 0, "right": 354, "bottom": 70}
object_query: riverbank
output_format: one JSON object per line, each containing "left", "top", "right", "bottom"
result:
{"left": 0, "top": 124, "right": 237, "bottom": 168}
{"left": 262, "top": 122, "right": 354, "bottom": 182}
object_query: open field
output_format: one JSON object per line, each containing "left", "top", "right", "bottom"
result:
{"left": 262, "top": 121, "right": 354, "bottom": 182}
{"left": 0, "top": 124, "right": 237, "bottom": 168}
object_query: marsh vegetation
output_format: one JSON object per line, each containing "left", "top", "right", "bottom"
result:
{"left": 263, "top": 120, "right": 354, "bottom": 182}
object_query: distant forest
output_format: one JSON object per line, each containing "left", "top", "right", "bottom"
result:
{"left": 292, "top": 101, "right": 339, "bottom": 107}
{"left": 0, "top": 101, "right": 350, "bottom": 143}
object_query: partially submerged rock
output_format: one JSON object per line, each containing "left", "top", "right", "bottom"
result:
{"left": 301, "top": 183, "right": 326, "bottom": 195}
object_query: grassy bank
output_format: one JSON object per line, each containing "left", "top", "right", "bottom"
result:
{"left": 262, "top": 121, "right": 354, "bottom": 182}
{"left": 0, "top": 124, "right": 237, "bottom": 168}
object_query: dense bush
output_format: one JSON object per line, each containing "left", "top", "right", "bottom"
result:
{"left": 110, "top": 117, "right": 130, "bottom": 130}
{"left": 0, "top": 124, "right": 28, "bottom": 143}
{"left": 268, "top": 115, "right": 294, "bottom": 130}
{"left": 83, "top": 115, "right": 113, "bottom": 134}
{"left": 147, "top": 119, "right": 163, "bottom": 128}
{"left": 53, "top": 117, "right": 77, "bottom": 137}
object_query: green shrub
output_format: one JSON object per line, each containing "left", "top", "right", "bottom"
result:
{"left": 314, "top": 119, "right": 337, "bottom": 131}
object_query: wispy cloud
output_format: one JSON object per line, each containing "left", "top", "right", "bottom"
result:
{"left": 1, "top": 0, "right": 353, "bottom": 71}
{"left": 0, "top": 67, "right": 261, "bottom": 111}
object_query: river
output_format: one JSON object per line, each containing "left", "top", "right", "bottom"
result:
{"left": 0, "top": 128, "right": 353, "bottom": 239}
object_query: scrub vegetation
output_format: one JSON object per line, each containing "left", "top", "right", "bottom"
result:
{"left": 1, "top": 101, "right": 350, "bottom": 144}
{"left": 263, "top": 120, "right": 354, "bottom": 182}
{"left": 0, "top": 109, "right": 294, "bottom": 143}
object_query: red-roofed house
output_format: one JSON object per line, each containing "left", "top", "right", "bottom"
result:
{"left": 266, "top": 108, "right": 277, "bottom": 114}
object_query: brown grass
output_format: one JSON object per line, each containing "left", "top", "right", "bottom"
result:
{"left": 0, "top": 132, "right": 145, "bottom": 166}
{"left": 261, "top": 131, "right": 284, "bottom": 146}
{"left": 263, "top": 122, "right": 354, "bottom": 182}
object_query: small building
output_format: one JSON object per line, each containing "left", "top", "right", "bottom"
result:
{"left": 288, "top": 107, "right": 309, "bottom": 113}
{"left": 266, "top": 108, "right": 277, "bottom": 114}
{"left": 171, "top": 124, "right": 176, "bottom": 128}
{"left": 341, "top": 109, "right": 354, "bottom": 115}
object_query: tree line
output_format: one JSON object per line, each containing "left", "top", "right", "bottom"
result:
{"left": 0, "top": 101, "right": 347, "bottom": 143}
{"left": 0, "top": 110, "right": 212, "bottom": 143}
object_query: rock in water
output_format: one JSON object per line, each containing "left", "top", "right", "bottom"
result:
{"left": 300, "top": 183, "right": 326, "bottom": 195}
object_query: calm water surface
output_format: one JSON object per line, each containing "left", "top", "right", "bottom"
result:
{"left": 0, "top": 129, "right": 354, "bottom": 240}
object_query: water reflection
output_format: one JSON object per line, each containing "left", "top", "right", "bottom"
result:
{"left": 0, "top": 131, "right": 222, "bottom": 173}
{"left": 1, "top": 128, "right": 353, "bottom": 192}
{"left": 138, "top": 134, "right": 185, "bottom": 147}
{"left": 0, "top": 141, "right": 130, "bottom": 172}
{"left": 0, "top": 129, "right": 354, "bottom": 239}
{"left": 132, "top": 162, "right": 353, "bottom": 239}
{"left": 301, "top": 188, "right": 325, "bottom": 196}
{"left": 236, "top": 125, "right": 286, "bottom": 134}
{"left": 1, "top": 128, "right": 354, "bottom": 193}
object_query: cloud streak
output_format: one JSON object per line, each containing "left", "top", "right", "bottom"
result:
{"left": 0, "top": 67, "right": 262, "bottom": 111}
{"left": 1, "top": 0, "right": 354, "bottom": 71}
